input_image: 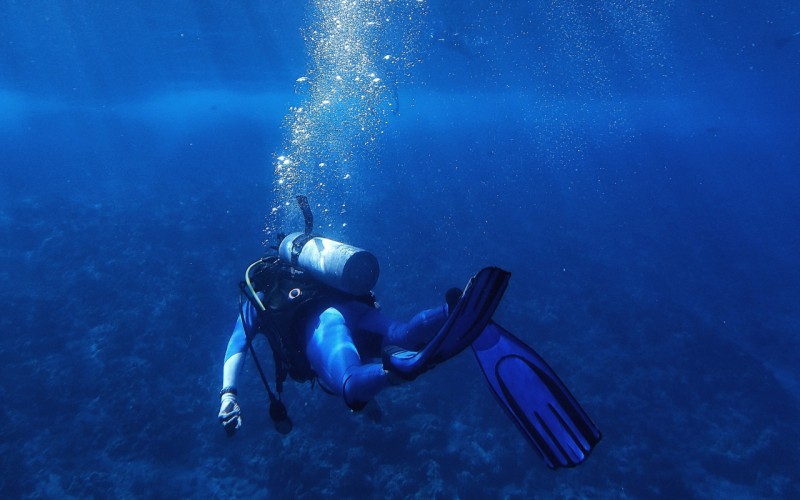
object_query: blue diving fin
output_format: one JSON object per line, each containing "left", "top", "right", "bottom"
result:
{"left": 384, "top": 267, "right": 511, "bottom": 380}
{"left": 472, "top": 321, "right": 602, "bottom": 469}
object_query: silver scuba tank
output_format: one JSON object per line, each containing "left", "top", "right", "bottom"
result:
{"left": 278, "top": 232, "right": 380, "bottom": 295}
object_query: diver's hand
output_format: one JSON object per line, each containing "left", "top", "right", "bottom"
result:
{"left": 218, "top": 393, "right": 241, "bottom": 436}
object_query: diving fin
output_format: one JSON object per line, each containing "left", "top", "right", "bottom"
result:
{"left": 384, "top": 267, "right": 511, "bottom": 380}
{"left": 472, "top": 321, "right": 601, "bottom": 469}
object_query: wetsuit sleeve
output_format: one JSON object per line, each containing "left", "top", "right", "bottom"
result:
{"left": 221, "top": 299, "right": 262, "bottom": 390}
{"left": 224, "top": 316, "right": 248, "bottom": 361}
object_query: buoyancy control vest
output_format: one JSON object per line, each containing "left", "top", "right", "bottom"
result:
{"left": 243, "top": 253, "right": 378, "bottom": 384}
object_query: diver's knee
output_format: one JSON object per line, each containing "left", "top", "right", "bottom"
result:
{"left": 318, "top": 307, "right": 346, "bottom": 329}
{"left": 342, "top": 367, "right": 369, "bottom": 411}
{"left": 341, "top": 364, "right": 391, "bottom": 411}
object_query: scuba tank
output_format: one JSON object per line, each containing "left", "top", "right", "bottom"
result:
{"left": 278, "top": 231, "right": 379, "bottom": 296}
{"left": 276, "top": 195, "right": 379, "bottom": 295}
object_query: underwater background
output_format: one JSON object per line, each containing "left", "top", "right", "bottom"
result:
{"left": 2, "top": 0, "right": 799, "bottom": 498}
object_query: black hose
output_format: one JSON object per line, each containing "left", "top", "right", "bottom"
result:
{"left": 296, "top": 195, "right": 314, "bottom": 234}
{"left": 238, "top": 292, "right": 293, "bottom": 434}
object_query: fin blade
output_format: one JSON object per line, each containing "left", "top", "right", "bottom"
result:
{"left": 472, "top": 321, "right": 601, "bottom": 469}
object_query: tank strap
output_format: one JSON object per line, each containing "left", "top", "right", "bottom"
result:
{"left": 289, "top": 232, "right": 315, "bottom": 267}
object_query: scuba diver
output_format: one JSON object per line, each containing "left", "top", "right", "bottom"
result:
{"left": 217, "top": 196, "right": 602, "bottom": 469}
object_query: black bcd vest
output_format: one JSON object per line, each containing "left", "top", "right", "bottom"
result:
{"left": 245, "top": 256, "right": 377, "bottom": 384}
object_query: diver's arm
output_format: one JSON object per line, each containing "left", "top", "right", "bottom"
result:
{"left": 222, "top": 316, "right": 248, "bottom": 389}
{"left": 218, "top": 308, "right": 257, "bottom": 435}
{"left": 220, "top": 299, "right": 261, "bottom": 392}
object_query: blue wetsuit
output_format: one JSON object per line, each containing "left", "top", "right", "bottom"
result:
{"left": 223, "top": 297, "right": 448, "bottom": 409}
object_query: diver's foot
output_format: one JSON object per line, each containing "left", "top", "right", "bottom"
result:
{"left": 382, "top": 345, "right": 423, "bottom": 381}
{"left": 382, "top": 267, "right": 511, "bottom": 381}
{"left": 445, "top": 287, "right": 462, "bottom": 314}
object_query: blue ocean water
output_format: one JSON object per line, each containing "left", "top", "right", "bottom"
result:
{"left": 2, "top": 1, "right": 799, "bottom": 498}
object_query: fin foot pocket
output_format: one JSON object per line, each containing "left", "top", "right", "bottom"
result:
{"left": 383, "top": 267, "right": 510, "bottom": 380}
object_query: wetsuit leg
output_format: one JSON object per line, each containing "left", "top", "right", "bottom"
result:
{"left": 305, "top": 306, "right": 390, "bottom": 410}
{"left": 355, "top": 304, "right": 449, "bottom": 350}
